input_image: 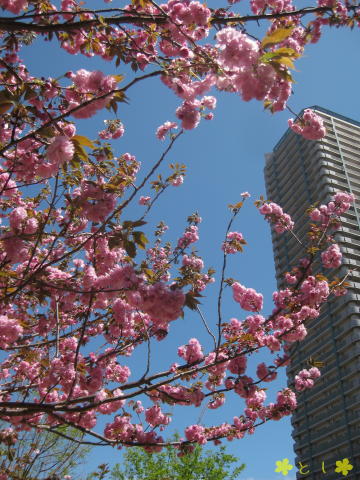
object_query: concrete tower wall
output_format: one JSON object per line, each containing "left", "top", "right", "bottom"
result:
{"left": 264, "top": 106, "right": 360, "bottom": 480}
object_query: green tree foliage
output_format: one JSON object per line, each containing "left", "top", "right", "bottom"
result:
{"left": 0, "top": 424, "right": 90, "bottom": 480}
{"left": 107, "top": 439, "right": 245, "bottom": 480}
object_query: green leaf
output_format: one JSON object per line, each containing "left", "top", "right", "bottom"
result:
{"left": 143, "top": 268, "right": 155, "bottom": 279}
{"left": 122, "top": 221, "right": 133, "bottom": 229}
{"left": 233, "top": 201, "right": 243, "bottom": 209}
{"left": 104, "top": 183, "right": 121, "bottom": 193}
{"left": 113, "top": 91, "right": 127, "bottom": 103}
{"left": 113, "top": 74, "right": 124, "bottom": 83}
{"left": 109, "top": 99, "right": 118, "bottom": 114}
{"left": 38, "top": 127, "right": 55, "bottom": 138}
{"left": 279, "top": 56, "right": 296, "bottom": 69}
{"left": 269, "top": 61, "right": 294, "bottom": 82}
{"left": 260, "top": 47, "right": 299, "bottom": 64}
{"left": 274, "top": 47, "right": 300, "bottom": 57}
{"left": 72, "top": 135, "right": 95, "bottom": 149}
{"left": 184, "top": 291, "right": 201, "bottom": 310}
{"left": 73, "top": 142, "right": 88, "bottom": 161}
{"left": 0, "top": 270, "right": 18, "bottom": 278}
{"left": 269, "top": 56, "right": 296, "bottom": 70}
{"left": 108, "top": 234, "right": 123, "bottom": 250}
{"left": 124, "top": 240, "right": 136, "bottom": 258}
{"left": 261, "top": 27, "right": 294, "bottom": 48}
{"left": 132, "top": 220, "right": 147, "bottom": 227}
{"left": 132, "top": 231, "right": 148, "bottom": 249}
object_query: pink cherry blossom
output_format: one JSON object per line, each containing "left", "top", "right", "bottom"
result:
{"left": 288, "top": 109, "right": 326, "bottom": 140}
{"left": 221, "top": 231, "right": 246, "bottom": 254}
{"left": 176, "top": 101, "right": 201, "bottom": 130}
{"left": 46, "top": 136, "right": 75, "bottom": 166}
{"left": 0, "top": 315, "right": 23, "bottom": 348}
{"left": 256, "top": 362, "right": 277, "bottom": 382}
{"left": 232, "top": 282, "right": 263, "bottom": 311}
{"left": 99, "top": 120, "right": 125, "bottom": 140}
{"left": 9, "top": 206, "right": 27, "bottom": 231}
{"left": 178, "top": 338, "right": 204, "bottom": 363}
{"left": 294, "top": 368, "right": 321, "bottom": 391}
{"left": 300, "top": 276, "right": 330, "bottom": 306}
{"left": 259, "top": 202, "right": 294, "bottom": 233}
{"left": 145, "top": 405, "right": 171, "bottom": 427}
{"left": 182, "top": 254, "right": 204, "bottom": 271}
{"left": 0, "top": 0, "right": 27, "bottom": 13}
{"left": 171, "top": 175, "right": 184, "bottom": 186}
{"left": 321, "top": 243, "right": 342, "bottom": 268}
{"left": 185, "top": 424, "right": 207, "bottom": 445}
{"left": 177, "top": 225, "right": 199, "bottom": 248}
{"left": 139, "top": 196, "right": 151, "bottom": 205}
{"left": 156, "top": 121, "right": 178, "bottom": 140}
{"left": 216, "top": 27, "right": 260, "bottom": 70}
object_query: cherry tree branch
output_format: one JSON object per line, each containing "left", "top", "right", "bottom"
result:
{"left": 0, "top": 69, "right": 163, "bottom": 157}
{"left": 0, "top": 4, "right": 358, "bottom": 33}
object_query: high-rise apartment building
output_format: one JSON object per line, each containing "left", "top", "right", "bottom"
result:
{"left": 264, "top": 106, "right": 360, "bottom": 480}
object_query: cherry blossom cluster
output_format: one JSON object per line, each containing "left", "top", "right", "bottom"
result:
{"left": 179, "top": 386, "right": 298, "bottom": 445}
{"left": 0, "top": 315, "right": 23, "bottom": 349}
{"left": 139, "top": 195, "right": 151, "bottom": 205}
{"left": 46, "top": 136, "right": 75, "bottom": 175}
{"left": 161, "top": 0, "right": 211, "bottom": 46}
{"left": 294, "top": 367, "right": 321, "bottom": 391}
{"left": 104, "top": 416, "right": 164, "bottom": 452}
{"left": 256, "top": 362, "right": 278, "bottom": 382}
{"left": 66, "top": 69, "right": 118, "bottom": 119}
{"left": 232, "top": 282, "right": 264, "bottom": 312}
{"left": 145, "top": 405, "right": 171, "bottom": 428}
{"left": 0, "top": 0, "right": 27, "bottom": 14}
{"left": 0, "top": 0, "right": 337, "bottom": 148}
{"left": 177, "top": 225, "right": 199, "bottom": 248}
{"left": 178, "top": 338, "right": 204, "bottom": 364}
{"left": 182, "top": 254, "right": 204, "bottom": 271}
{"left": 156, "top": 121, "right": 178, "bottom": 141}
{"left": 321, "top": 243, "right": 342, "bottom": 269}
{"left": 310, "top": 191, "right": 355, "bottom": 225}
{"left": 222, "top": 231, "right": 246, "bottom": 254}
{"left": 288, "top": 109, "right": 326, "bottom": 140}
{"left": 180, "top": 253, "right": 215, "bottom": 291}
{"left": 99, "top": 119, "right": 125, "bottom": 140}
{"left": 259, "top": 201, "right": 294, "bottom": 233}
{"left": 250, "top": 0, "right": 294, "bottom": 14}
{"left": 215, "top": 27, "right": 292, "bottom": 110}
{"left": 147, "top": 246, "right": 171, "bottom": 280}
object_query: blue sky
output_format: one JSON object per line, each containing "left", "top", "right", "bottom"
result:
{"left": 18, "top": 5, "right": 360, "bottom": 479}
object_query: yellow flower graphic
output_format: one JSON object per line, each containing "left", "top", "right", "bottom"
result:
{"left": 275, "top": 458, "right": 294, "bottom": 476}
{"left": 335, "top": 458, "right": 353, "bottom": 476}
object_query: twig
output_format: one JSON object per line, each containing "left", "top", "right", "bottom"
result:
{"left": 55, "top": 301, "right": 60, "bottom": 358}
{"left": 0, "top": 70, "right": 162, "bottom": 157}
{"left": 216, "top": 207, "right": 242, "bottom": 353}
{"left": 196, "top": 306, "right": 216, "bottom": 350}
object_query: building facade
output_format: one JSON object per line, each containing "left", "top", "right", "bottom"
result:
{"left": 264, "top": 106, "right": 360, "bottom": 480}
